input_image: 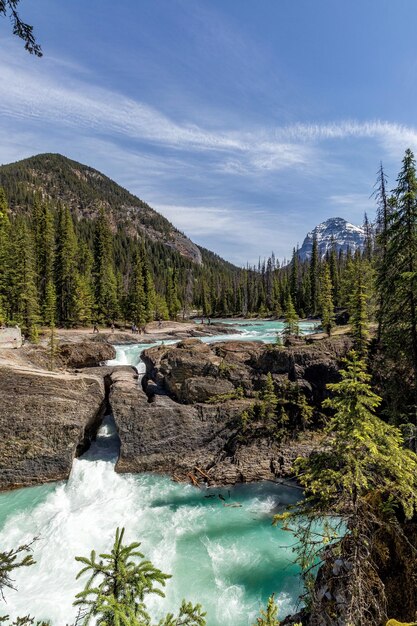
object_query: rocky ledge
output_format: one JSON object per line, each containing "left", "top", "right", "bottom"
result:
{"left": 0, "top": 366, "right": 105, "bottom": 490}
{"left": 109, "top": 336, "right": 352, "bottom": 485}
{"left": 0, "top": 339, "right": 116, "bottom": 490}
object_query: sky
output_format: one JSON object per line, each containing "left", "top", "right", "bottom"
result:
{"left": 1, "top": 1, "right": 417, "bottom": 265}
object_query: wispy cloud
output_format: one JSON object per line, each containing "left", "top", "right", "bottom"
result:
{"left": 1, "top": 50, "right": 415, "bottom": 178}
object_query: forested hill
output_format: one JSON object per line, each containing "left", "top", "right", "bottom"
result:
{"left": 0, "top": 153, "right": 204, "bottom": 265}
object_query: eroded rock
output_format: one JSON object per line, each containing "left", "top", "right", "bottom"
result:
{"left": 0, "top": 366, "right": 105, "bottom": 490}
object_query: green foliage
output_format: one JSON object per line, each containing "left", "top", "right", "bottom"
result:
{"left": 240, "top": 377, "right": 313, "bottom": 439}
{"left": 0, "top": 0, "right": 42, "bottom": 56}
{"left": 319, "top": 263, "right": 335, "bottom": 336}
{"left": 252, "top": 595, "right": 301, "bottom": 626}
{"left": 253, "top": 594, "right": 280, "bottom": 626}
{"left": 93, "top": 207, "right": 119, "bottom": 324}
{"left": 0, "top": 541, "right": 49, "bottom": 626}
{"left": 8, "top": 218, "right": 40, "bottom": 339}
{"left": 74, "top": 527, "right": 206, "bottom": 626}
{"left": 348, "top": 257, "right": 370, "bottom": 357}
{"left": 207, "top": 386, "right": 244, "bottom": 404}
{"left": 309, "top": 235, "right": 319, "bottom": 316}
{"left": 296, "top": 351, "right": 417, "bottom": 518}
{"left": 283, "top": 295, "right": 299, "bottom": 338}
{"left": 377, "top": 148, "right": 417, "bottom": 420}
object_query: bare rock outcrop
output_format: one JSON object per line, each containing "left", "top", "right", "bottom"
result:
{"left": 110, "top": 365, "right": 319, "bottom": 485}
{"left": 0, "top": 366, "right": 105, "bottom": 490}
{"left": 142, "top": 336, "right": 353, "bottom": 404}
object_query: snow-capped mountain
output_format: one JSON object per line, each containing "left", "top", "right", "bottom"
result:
{"left": 298, "top": 217, "right": 365, "bottom": 261}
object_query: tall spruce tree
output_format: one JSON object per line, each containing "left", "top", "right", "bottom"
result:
{"left": 378, "top": 149, "right": 417, "bottom": 417}
{"left": 128, "top": 247, "right": 146, "bottom": 327}
{"left": 9, "top": 218, "right": 40, "bottom": 339}
{"left": 319, "top": 263, "right": 335, "bottom": 336}
{"left": 167, "top": 267, "right": 181, "bottom": 319}
{"left": 349, "top": 258, "right": 369, "bottom": 357}
{"left": 309, "top": 233, "right": 319, "bottom": 316}
{"left": 32, "top": 198, "right": 56, "bottom": 321}
{"left": 141, "top": 244, "right": 156, "bottom": 322}
{"left": 0, "top": 187, "right": 10, "bottom": 323}
{"left": 282, "top": 294, "right": 299, "bottom": 338}
{"left": 374, "top": 163, "right": 390, "bottom": 343}
{"left": 93, "top": 207, "right": 119, "bottom": 324}
{"left": 56, "top": 205, "right": 79, "bottom": 326}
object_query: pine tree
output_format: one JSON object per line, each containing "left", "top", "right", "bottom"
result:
{"left": 260, "top": 373, "right": 278, "bottom": 422}
{"left": 378, "top": 149, "right": 417, "bottom": 415}
{"left": 349, "top": 258, "right": 369, "bottom": 358}
{"left": 309, "top": 233, "right": 319, "bottom": 316}
{"left": 290, "top": 247, "right": 300, "bottom": 311}
{"left": 74, "top": 527, "right": 206, "bottom": 626}
{"left": 128, "top": 248, "right": 146, "bottom": 327}
{"left": 93, "top": 207, "right": 119, "bottom": 324}
{"left": 363, "top": 212, "right": 373, "bottom": 262}
{"left": 0, "top": 187, "right": 10, "bottom": 323}
{"left": 8, "top": 219, "right": 40, "bottom": 340}
{"left": 56, "top": 205, "right": 79, "bottom": 326}
{"left": 167, "top": 267, "right": 181, "bottom": 320}
{"left": 296, "top": 352, "right": 417, "bottom": 517}
{"left": 141, "top": 244, "right": 156, "bottom": 323}
{"left": 282, "top": 295, "right": 299, "bottom": 338}
{"left": 319, "top": 263, "right": 335, "bottom": 336}
{"left": 74, "top": 242, "right": 94, "bottom": 326}
{"left": 32, "top": 198, "right": 55, "bottom": 319}
{"left": 253, "top": 595, "right": 280, "bottom": 626}
{"left": 154, "top": 294, "right": 169, "bottom": 321}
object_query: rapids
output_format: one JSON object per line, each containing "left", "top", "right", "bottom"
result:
{"left": 0, "top": 319, "right": 315, "bottom": 624}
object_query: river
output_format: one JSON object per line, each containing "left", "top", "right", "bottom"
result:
{"left": 0, "top": 320, "right": 317, "bottom": 625}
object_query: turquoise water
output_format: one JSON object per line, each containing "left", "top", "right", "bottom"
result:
{"left": 108, "top": 318, "right": 320, "bottom": 370}
{"left": 200, "top": 318, "right": 320, "bottom": 344}
{"left": 0, "top": 417, "right": 303, "bottom": 625}
{"left": 0, "top": 319, "right": 312, "bottom": 624}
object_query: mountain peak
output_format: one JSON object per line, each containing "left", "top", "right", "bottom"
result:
{"left": 298, "top": 217, "right": 365, "bottom": 260}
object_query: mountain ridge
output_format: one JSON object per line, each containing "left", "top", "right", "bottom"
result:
{"left": 0, "top": 152, "right": 207, "bottom": 266}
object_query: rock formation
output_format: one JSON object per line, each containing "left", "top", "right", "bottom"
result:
{"left": 109, "top": 336, "right": 352, "bottom": 485}
{"left": 0, "top": 366, "right": 105, "bottom": 490}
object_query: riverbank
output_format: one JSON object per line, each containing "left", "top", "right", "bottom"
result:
{"left": 0, "top": 321, "right": 352, "bottom": 491}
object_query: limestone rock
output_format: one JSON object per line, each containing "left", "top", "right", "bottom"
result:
{"left": 0, "top": 366, "right": 105, "bottom": 490}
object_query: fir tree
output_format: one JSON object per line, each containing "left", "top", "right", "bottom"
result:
{"left": 309, "top": 233, "right": 319, "bottom": 316}
{"left": 289, "top": 247, "right": 300, "bottom": 310}
{"left": 319, "top": 263, "right": 335, "bottom": 336}
{"left": 32, "top": 199, "right": 55, "bottom": 321}
{"left": 56, "top": 205, "right": 79, "bottom": 326}
{"left": 378, "top": 149, "right": 417, "bottom": 416}
{"left": 74, "top": 527, "right": 206, "bottom": 626}
{"left": 167, "top": 268, "right": 181, "bottom": 320}
{"left": 128, "top": 248, "right": 146, "bottom": 327}
{"left": 349, "top": 258, "right": 369, "bottom": 358}
{"left": 0, "top": 187, "right": 10, "bottom": 323}
{"left": 141, "top": 244, "right": 156, "bottom": 323}
{"left": 253, "top": 595, "right": 280, "bottom": 626}
{"left": 9, "top": 219, "right": 40, "bottom": 340}
{"left": 93, "top": 207, "right": 119, "bottom": 324}
{"left": 282, "top": 295, "right": 299, "bottom": 338}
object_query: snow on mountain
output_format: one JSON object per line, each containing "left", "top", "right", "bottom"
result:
{"left": 298, "top": 217, "right": 365, "bottom": 261}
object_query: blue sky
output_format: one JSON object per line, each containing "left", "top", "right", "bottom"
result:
{"left": 1, "top": 0, "right": 417, "bottom": 264}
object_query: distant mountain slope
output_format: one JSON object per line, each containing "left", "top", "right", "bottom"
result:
{"left": 298, "top": 217, "right": 365, "bottom": 260}
{"left": 0, "top": 153, "right": 203, "bottom": 265}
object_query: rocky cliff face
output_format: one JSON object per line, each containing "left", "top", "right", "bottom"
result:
{"left": 298, "top": 217, "right": 365, "bottom": 260}
{"left": 109, "top": 336, "right": 352, "bottom": 485}
{"left": 0, "top": 367, "right": 105, "bottom": 490}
